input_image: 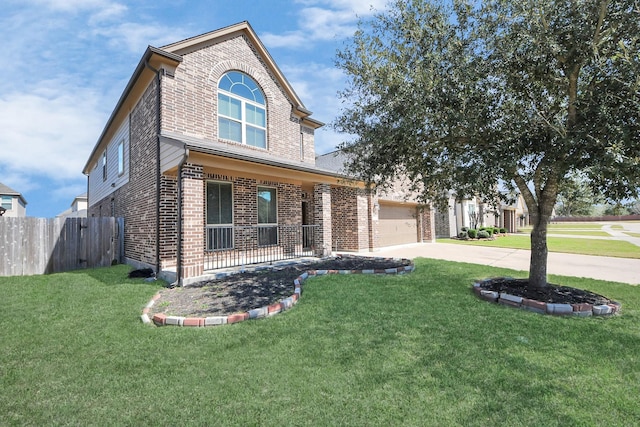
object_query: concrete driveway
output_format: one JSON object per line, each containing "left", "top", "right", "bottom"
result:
{"left": 369, "top": 242, "right": 640, "bottom": 285}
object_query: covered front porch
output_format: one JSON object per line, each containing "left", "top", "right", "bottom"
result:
{"left": 204, "top": 223, "right": 320, "bottom": 270}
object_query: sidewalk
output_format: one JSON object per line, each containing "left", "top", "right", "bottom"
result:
{"left": 368, "top": 242, "right": 640, "bottom": 285}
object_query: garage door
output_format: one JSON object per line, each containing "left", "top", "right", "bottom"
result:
{"left": 378, "top": 204, "right": 418, "bottom": 247}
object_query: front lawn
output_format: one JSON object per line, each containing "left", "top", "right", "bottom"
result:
{"left": 439, "top": 235, "right": 640, "bottom": 259}
{"left": 1, "top": 262, "right": 639, "bottom": 426}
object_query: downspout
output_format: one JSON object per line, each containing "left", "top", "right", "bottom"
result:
{"left": 144, "top": 59, "right": 162, "bottom": 277}
{"left": 175, "top": 146, "right": 189, "bottom": 287}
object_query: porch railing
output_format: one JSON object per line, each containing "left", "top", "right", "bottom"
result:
{"left": 204, "top": 224, "right": 319, "bottom": 270}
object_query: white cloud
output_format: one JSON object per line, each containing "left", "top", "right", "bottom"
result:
{"left": 295, "top": 0, "right": 386, "bottom": 15}
{"left": 262, "top": 0, "right": 387, "bottom": 49}
{"left": 282, "top": 63, "right": 351, "bottom": 153}
{"left": 0, "top": 83, "right": 107, "bottom": 183}
{"left": 91, "top": 22, "right": 192, "bottom": 52}
{"left": 88, "top": 2, "right": 128, "bottom": 25}
{"left": 29, "top": 0, "right": 124, "bottom": 13}
{"left": 261, "top": 31, "right": 308, "bottom": 49}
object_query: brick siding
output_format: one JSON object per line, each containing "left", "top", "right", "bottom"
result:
{"left": 160, "top": 34, "right": 316, "bottom": 165}
{"left": 89, "top": 78, "right": 160, "bottom": 268}
{"left": 330, "top": 186, "right": 371, "bottom": 251}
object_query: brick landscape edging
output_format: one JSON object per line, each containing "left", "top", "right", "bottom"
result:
{"left": 472, "top": 279, "right": 621, "bottom": 317}
{"left": 141, "top": 258, "right": 415, "bottom": 327}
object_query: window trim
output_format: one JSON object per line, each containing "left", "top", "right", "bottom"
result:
{"left": 257, "top": 186, "right": 278, "bottom": 246}
{"left": 1, "top": 196, "right": 12, "bottom": 210}
{"left": 206, "top": 181, "right": 234, "bottom": 251}
{"left": 117, "top": 139, "right": 125, "bottom": 176}
{"left": 102, "top": 150, "right": 107, "bottom": 182}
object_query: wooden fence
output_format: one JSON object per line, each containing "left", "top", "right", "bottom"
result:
{"left": 0, "top": 217, "right": 124, "bottom": 276}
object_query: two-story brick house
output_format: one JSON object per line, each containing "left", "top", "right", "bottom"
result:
{"left": 83, "top": 22, "right": 434, "bottom": 284}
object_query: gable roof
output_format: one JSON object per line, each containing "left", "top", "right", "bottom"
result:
{"left": 160, "top": 21, "right": 322, "bottom": 128}
{"left": 83, "top": 21, "right": 322, "bottom": 175}
{"left": 0, "top": 182, "right": 27, "bottom": 205}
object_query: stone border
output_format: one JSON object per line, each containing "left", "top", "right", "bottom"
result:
{"left": 472, "top": 279, "right": 621, "bottom": 317}
{"left": 142, "top": 258, "right": 415, "bottom": 327}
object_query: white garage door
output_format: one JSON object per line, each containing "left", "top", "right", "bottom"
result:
{"left": 378, "top": 204, "right": 418, "bottom": 247}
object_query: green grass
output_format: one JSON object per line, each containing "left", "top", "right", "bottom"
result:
{"left": 439, "top": 235, "right": 640, "bottom": 259}
{"left": 2, "top": 263, "right": 640, "bottom": 426}
{"left": 525, "top": 223, "right": 606, "bottom": 230}
{"left": 547, "top": 230, "right": 612, "bottom": 237}
{"left": 624, "top": 232, "right": 640, "bottom": 238}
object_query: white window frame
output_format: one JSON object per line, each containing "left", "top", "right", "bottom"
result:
{"left": 102, "top": 151, "right": 107, "bottom": 182}
{"left": 257, "top": 186, "right": 278, "bottom": 246}
{"left": 217, "top": 72, "right": 267, "bottom": 149}
{"left": 117, "top": 140, "right": 125, "bottom": 176}
{"left": 206, "top": 181, "right": 234, "bottom": 251}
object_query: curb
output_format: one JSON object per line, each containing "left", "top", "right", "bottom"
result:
{"left": 143, "top": 258, "right": 415, "bottom": 327}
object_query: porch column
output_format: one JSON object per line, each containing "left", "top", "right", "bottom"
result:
{"left": 367, "top": 193, "right": 379, "bottom": 251}
{"left": 313, "top": 183, "right": 332, "bottom": 257}
{"left": 181, "top": 163, "right": 204, "bottom": 279}
{"left": 420, "top": 204, "right": 436, "bottom": 243}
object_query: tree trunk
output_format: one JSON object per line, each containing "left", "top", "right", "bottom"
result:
{"left": 529, "top": 214, "right": 550, "bottom": 288}
{"left": 514, "top": 171, "right": 558, "bottom": 289}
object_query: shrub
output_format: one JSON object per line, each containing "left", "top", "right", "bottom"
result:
{"left": 467, "top": 228, "right": 478, "bottom": 239}
{"left": 458, "top": 231, "right": 468, "bottom": 239}
{"left": 500, "top": 227, "right": 507, "bottom": 233}
{"left": 477, "top": 230, "right": 491, "bottom": 239}
{"left": 461, "top": 227, "right": 469, "bottom": 232}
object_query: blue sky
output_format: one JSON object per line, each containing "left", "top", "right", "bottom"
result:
{"left": 1, "top": 0, "right": 386, "bottom": 218}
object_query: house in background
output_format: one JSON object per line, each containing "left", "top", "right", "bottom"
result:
{"left": 316, "top": 150, "right": 435, "bottom": 249}
{"left": 435, "top": 191, "right": 530, "bottom": 237}
{"left": 83, "top": 22, "right": 435, "bottom": 284}
{"left": 56, "top": 193, "right": 88, "bottom": 218}
{"left": 0, "top": 182, "right": 27, "bottom": 217}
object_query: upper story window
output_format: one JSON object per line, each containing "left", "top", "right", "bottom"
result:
{"left": 102, "top": 151, "right": 107, "bottom": 182}
{"left": 218, "top": 71, "right": 267, "bottom": 149}
{"left": 1, "top": 196, "right": 12, "bottom": 210}
{"left": 117, "top": 140, "right": 124, "bottom": 176}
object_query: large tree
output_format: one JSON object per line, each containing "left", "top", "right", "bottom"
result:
{"left": 334, "top": 0, "right": 640, "bottom": 287}
{"left": 555, "top": 172, "right": 600, "bottom": 217}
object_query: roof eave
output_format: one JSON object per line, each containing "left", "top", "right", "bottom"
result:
{"left": 82, "top": 47, "right": 182, "bottom": 175}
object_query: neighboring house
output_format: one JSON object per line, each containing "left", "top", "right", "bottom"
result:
{"left": 0, "top": 182, "right": 27, "bottom": 217}
{"left": 82, "top": 22, "right": 435, "bottom": 284}
{"left": 435, "top": 192, "right": 529, "bottom": 237}
{"left": 56, "top": 193, "right": 88, "bottom": 218}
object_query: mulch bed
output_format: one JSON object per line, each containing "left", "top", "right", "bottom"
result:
{"left": 148, "top": 256, "right": 411, "bottom": 318}
{"left": 477, "top": 277, "right": 613, "bottom": 305}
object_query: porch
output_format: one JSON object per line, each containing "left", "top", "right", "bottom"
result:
{"left": 204, "top": 224, "right": 320, "bottom": 270}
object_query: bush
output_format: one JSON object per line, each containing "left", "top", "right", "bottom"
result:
{"left": 458, "top": 231, "right": 468, "bottom": 239}
{"left": 492, "top": 227, "right": 499, "bottom": 234}
{"left": 500, "top": 228, "right": 507, "bottom": 233}
{"left": 467, "top": 228, "right": 478, "bottom": 239}
{"left": 461, "top": 227, "right": 469, "bottom": 232}
{"left": 477, "top": 230, "right": 491, "bottom": 239}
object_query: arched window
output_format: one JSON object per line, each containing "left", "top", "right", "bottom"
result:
{"left": 218, "top": 71, "right": 267, "bottom": 148}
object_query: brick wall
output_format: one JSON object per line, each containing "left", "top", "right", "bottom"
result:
{"left": 420, "top": 205, "right": 435, "bottom": 242}
{"left": 159, "top": 174, "right": 178, "bottom": 268}
{"left": 88, "top": 77, "right": 160, "bottom": 268}
{"left": 330, "top": 186, "right": 370, "bottom": 251}
{"left": 313, "top": 183, "right": 332, "bottom": 257}
{"left": 181, "top": 163, "right": 204, "bottom": 278}
{"left": 160, "top": 34, "right": 316, "bottom": 165}
{"left": 434, "top": 207, "right": 452, "bottom": 238}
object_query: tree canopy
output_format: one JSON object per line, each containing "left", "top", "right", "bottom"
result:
{"left": 334, "top": 0, "right": 640, "bottom": 287}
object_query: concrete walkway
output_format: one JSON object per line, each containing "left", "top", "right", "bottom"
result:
{"left": 369, "top": 242, "right": 640, "bottom": 285}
